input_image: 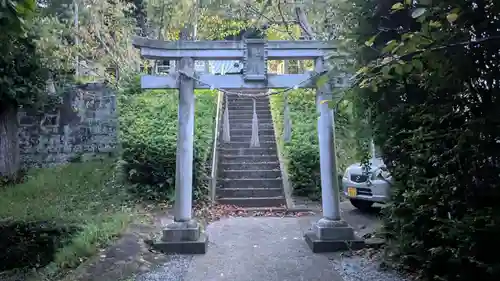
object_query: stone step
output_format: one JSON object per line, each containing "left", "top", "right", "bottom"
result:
{"left": 217, "top": 187, "right": 283, "bottom": 198}
{"left": 238, "top": 206, "right": 290, "bottom": 212}
{"left": 229, "top": 114, "right": 272, "bottom": 120}
{"left": 218, "top": 178, "right": 283, "bottom": 189}
{"left": 228, "top": 122, "right": 274, "bottom": 130}
{"left": 219, "top": 147, "right": 276, "bottom": 156}
{"left": 227, "top": 93, "right": 267, "bottom": 97}
{"left": 228, "top": 114, "right": 272, "bottom": 120}
{"left": 222, "top": 169, "right": 281, "bottom": 179}
{"left": 229, "top": 128, "right": 275, "bottom": 136}
{"left": 227, "top": 100, "right": 269, "bottom": 105}
{"left": 227, "top": 105, "right": 270, "bottom": 110}
{"left": 220, "top": 162, "right": 280, "bottom": 170}
{"left": 229, "top": 118, "right": 273, "bottom": 124}
{"left": 217, "top": 197, "right": 285, "bottom": 208}
{"left": 220, "top": 141, "right": 276, "bottom": 149}
{"left": 220, "top": 155, "right": 279, "bottom": 163}
{"left": 230, "top": 135, "right": 275, "bottom": 142}
{"left": 229, "top": 109, "right": 271, "bottom": 114}
{"left": 227, "top": 96, "right": 268, "bottom": 101}
{"left": 228, "top": 113, "right": 272, "bottom": 120}
{"left": 228, "top": 103, "right": 269, "bottom": 109}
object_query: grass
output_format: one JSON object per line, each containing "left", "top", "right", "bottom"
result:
{"left": 0, "top": 159, "right": 134, "bottom": 279}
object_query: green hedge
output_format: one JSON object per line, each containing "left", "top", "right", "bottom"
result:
{"left": 119, "top": 80, "right": 216, "bottom": 201}
{"left": 270, "top": 90, "right": 357, "bottom": 199}
{"left": 346, "top": 1, "right": 500, "bottom": 279}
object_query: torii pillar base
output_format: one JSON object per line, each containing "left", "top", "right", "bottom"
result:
{"left": 151, "top": 220, "right": 208, "bottom": 255}
{"left": 304, "top": 218, "right": 364, "bottom": 253}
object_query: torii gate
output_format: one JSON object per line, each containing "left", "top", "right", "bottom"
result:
{"left": 132, "top": 35, "right": 362, "bottom": 254}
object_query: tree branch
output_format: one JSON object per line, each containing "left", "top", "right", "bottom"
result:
{"left": 369, "top": 34, "right": 500, "bottom": 73}
{"left": 295, "top": 6, "right": 315, "bottom": 39}
{"left": 241, "top": 1, "right": 296, "bottom": 34}
{"left": 277, "top": 0, "right": 296, "bottom": 39}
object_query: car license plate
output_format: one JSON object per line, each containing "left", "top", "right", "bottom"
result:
{"left": 347, "top": 187, "right": 357, "bottom": 197}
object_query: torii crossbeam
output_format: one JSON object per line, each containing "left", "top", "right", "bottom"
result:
{"left": 132, "top": 35, "right": 361, "bottom": 255}
{"left": 133, "top": 37, "right": 349, "bottom": 90}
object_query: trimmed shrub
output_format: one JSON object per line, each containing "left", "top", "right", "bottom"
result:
{"left": 270, "top": 90, "right": 357, "bottom": 199}
{"left": 119, "top": 82, "right": 216, "bottom": 201}
{"left": 270, "top": 90, "right": 320, "bottom": 198}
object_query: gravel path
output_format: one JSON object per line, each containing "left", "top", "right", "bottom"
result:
{"left": 331, "top": 251, "right": 411, "bottom": 281}
{"left": 135, "top": 255, "right": 192, "bottom": 281}
{"left": 328, "top": 202, "right": 410, "bottom": 281}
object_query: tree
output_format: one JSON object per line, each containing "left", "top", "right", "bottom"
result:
{"left": 340, "top": 0, "right": 500, "bottom": 280}
{"left": 0, "top": 0, "right": 48, "bottom": 181}
{"left": 35, "top": 0, "right": 142, "bottom": 84}
{"left": 126, "top": 0, "right": 148, "bottom": 36}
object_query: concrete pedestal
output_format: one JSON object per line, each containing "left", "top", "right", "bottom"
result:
{"left": 304, "top": 218, "right": 364, "bottom": 253}
{"left": 152, "top": 220, "right": 208, "bottom": 254}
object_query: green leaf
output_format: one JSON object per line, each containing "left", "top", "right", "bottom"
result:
{"left": 381, "top": 56, "right": 394, "bottom": 65}
{"left": 416, "top": 14, "right": 427, "bottom": 23}
{"left": 411, "top": 8, "right": 426, "bottom": 18}
{"left": 429, "top": 20, "right": 442, "bottom": 28}
{"left": 382, "top": 40, "right": 399, "bottom": 54}
{"left": 412, "top": 59, "right": 424, "bottom": 71}
{"left": 356, "top": 66, "right": 369, "bottom": 75}
{"left": 382, "top": 66, "right": 392, "bottom": 79}
{"left": 404, "top": 0, "right": 412, "bottom": 4}
{"left": 316, "top": 75, "right": 329, "bottom": 88}
{"left": 404, "top": 63, "right": 414, "bottom": 73}
{"left": 402, "top": 33, "right": 414, "bottom": 41}
{"left": 391, "top": 3, "right": 404, "bottom": 11}
{"left": 394, "top": 64, "right": 404, "bottom": 76}
{"left": 391, "top": 43, "right": 404, "bottom": 55}
{"left": 359, "top": 78, "right": 370, "bottom": 88}
{"left": 364, "top": 34, "right": 377, "bottom": 47}
{"left": 411, "top": 33, "right": 433, "bottom": 45}
{"left": 446, "top": 13, "right": 459, "bottom": 23}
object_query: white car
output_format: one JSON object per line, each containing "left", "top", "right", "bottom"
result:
{"left": 341, "top": 157, "right": 393, "bottom": 210}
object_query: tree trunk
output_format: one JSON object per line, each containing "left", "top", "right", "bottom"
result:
{"left": 0, "top": 103, "right": 20, "bottom": 181}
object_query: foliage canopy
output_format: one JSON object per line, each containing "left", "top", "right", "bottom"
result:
{"left": 338, "top": 0, "right": 500, "bottom": 280}
{"left": 0, "top": 0, "right": 47, "bottom": 108}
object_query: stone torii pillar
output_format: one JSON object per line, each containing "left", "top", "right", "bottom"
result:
{"left": 303, "top": 57, "right": 364, "bottom": 252}
{"left": 152, "top": 30, "right": 208, "bottom": 255}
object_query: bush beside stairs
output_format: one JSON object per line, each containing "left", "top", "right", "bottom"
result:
{"left": 216, "top": 92, "right": 286, "bottom": 208}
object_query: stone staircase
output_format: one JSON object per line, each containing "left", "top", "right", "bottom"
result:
{"left": 216, "top": 93, "right": 286, "bottom": 208}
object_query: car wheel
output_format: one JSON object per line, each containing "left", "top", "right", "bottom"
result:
{"left": 350, "top": 199, "right": 374, "bottom": 211}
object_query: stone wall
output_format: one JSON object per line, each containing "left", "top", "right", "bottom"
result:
{"left": 18, "top": 83, "right": 118, "bottom": 168}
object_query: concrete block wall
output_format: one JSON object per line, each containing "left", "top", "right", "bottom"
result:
{"left": 17, "top": 82, "right": 118, "bottom": 168}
